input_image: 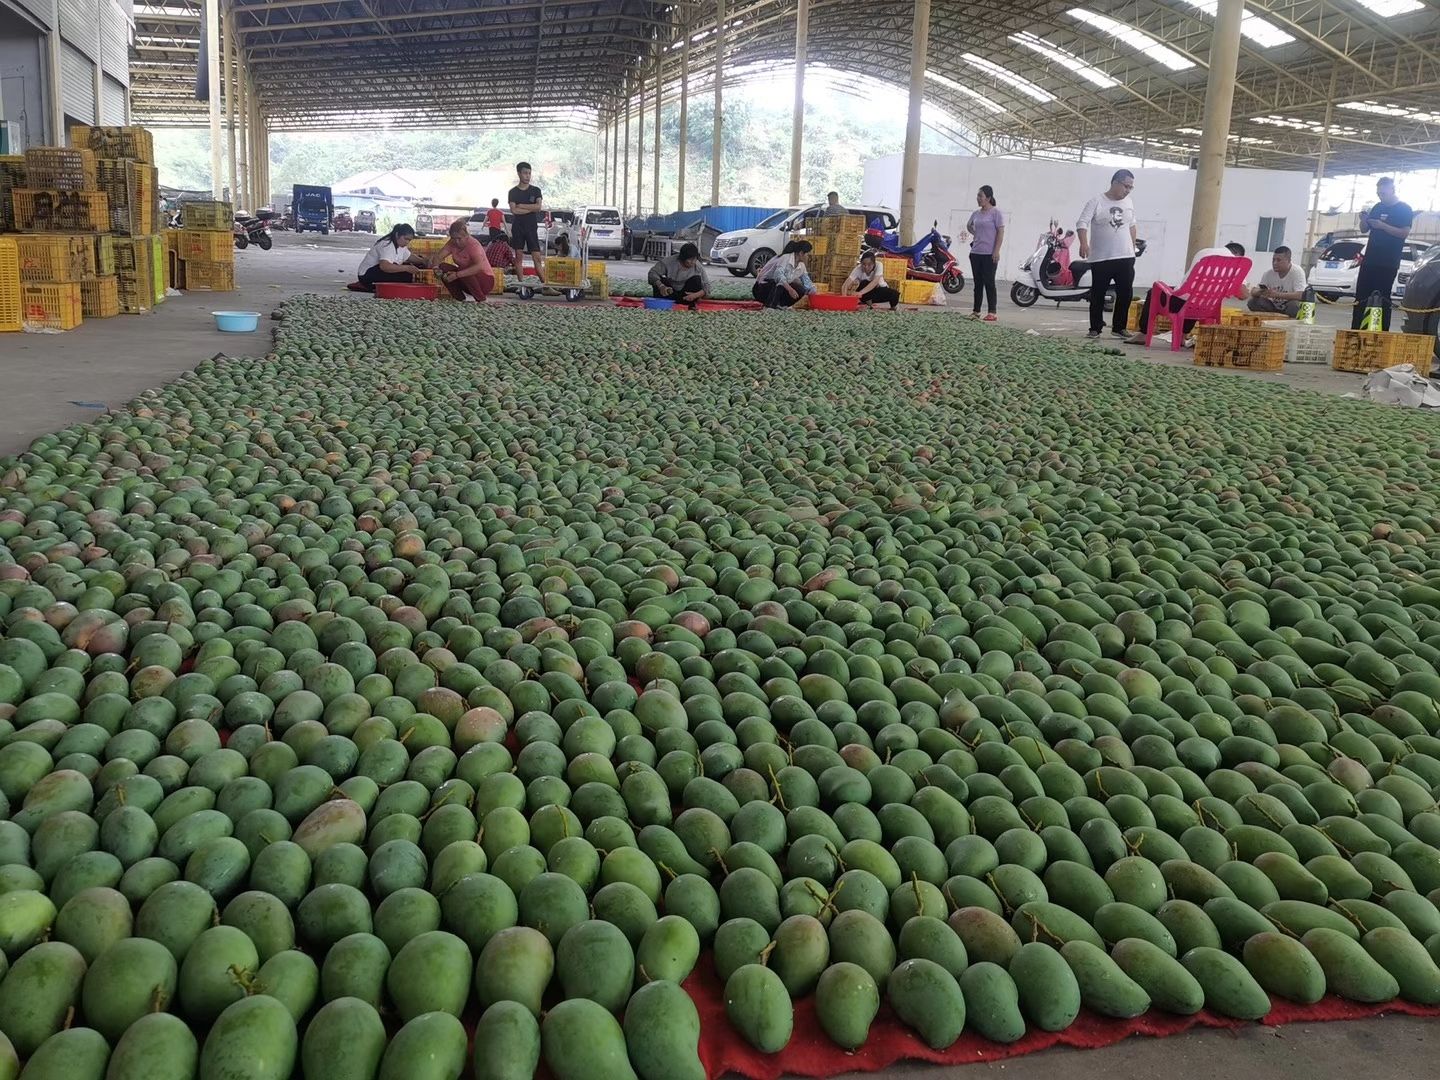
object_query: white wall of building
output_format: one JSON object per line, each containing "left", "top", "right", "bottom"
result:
{"left": 863, "top": 153, "right": 1313, "bottom": 288}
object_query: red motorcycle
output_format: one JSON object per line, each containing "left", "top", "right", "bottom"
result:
{"left": 864, "top": 220, "right": 965, "bottom": 294}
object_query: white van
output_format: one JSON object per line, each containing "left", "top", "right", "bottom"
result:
{"left": 708, "top": 204, "right": 898, "bottom": 277}
{"left": 575, "top": 206, "right": 625, "bottom": 258}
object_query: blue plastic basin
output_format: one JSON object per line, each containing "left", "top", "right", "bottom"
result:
{"left": 213, "top": 311, "right": 261, "bottom": 332}
{"left": 642, "top": 297, "right": 675, "bottom": 310}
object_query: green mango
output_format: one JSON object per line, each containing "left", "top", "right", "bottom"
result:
{"left": 179, "top": 926, "right": 260, "bottom": 1024}
{"left": 13, "top": 1027, "right": 109, "bottom": 1080}
{"left": 622, "top": 981, "right": 703, "bottom": 1080}
{"left": 377, "top": 1012, "right": 468, "bottom": 1080}
{"left": 198, "top": 995, "right": 297, "bottom": 1080}
{"left": 890, "top": 958, "right": 968, "bottom": 1049}
{"left": 473, "top": 1001, "right": 542, "bottom": 1080}
{"left": 104, "top": 1013, "right": 198, "bottom": 1080}
{"left": 0, "top": 941, "right": 86, "bottom": 1056}
{"left": 474, "top": 927, "right": 554, "bottom": 1016}
{"left": 1008, "top": 940, "right": 1080, "bottom": 1031}
{"left": 1242, "top": 932, "right": 1326, "bottom": 1004}
{"left": 815, "top": 961, "right": 880, "bottom": 1050}
{"left": 1362, "top": 926, "right": 1440, "bottom": 1004}
{"left": 1060, "top": 939, "right": 1150, "bottom": 1018}
{"left": 300, "top": 998, "right": 387, "bottom": 1080}
{"left": 723, "top": 964, "right": 793, "bottom": 1054}
{"left": 80, "top": 936, "right": 178, "bottom": 1043}
{"left": 635, "top": 915, "right": 701, "bottom": 985}
{"left": 1302, "top": 927, "right": 1399, "bottom": 1003}
{"left": 1112, "top": 938, "right": 1204, "bottom": 1014}
{"left": 556, "top": 920, "right": 634, "bottom": 1013}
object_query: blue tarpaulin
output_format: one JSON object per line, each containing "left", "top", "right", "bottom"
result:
{"left": 626, "top": 206, "right": 783, "bottom": 235}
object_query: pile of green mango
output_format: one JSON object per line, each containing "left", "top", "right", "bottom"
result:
{"left": 0, "top": 295, "right": 1439, "bottom": 1079}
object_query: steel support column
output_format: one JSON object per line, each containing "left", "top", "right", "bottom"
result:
{"left": 206, "top": 0, "right": 222, "bottom": 198}
{"left": 651, "top": 46, "right": 661, "bottom": 217}
{"left": 637, "top": 67, "right": 646, "bottom": 219}
{"left": 1186, "top": 0, "right": 1243, "bottom": 262}
{"left": 623, "top": 73, "right": 632, "bottom": 217}
{"left": 678, "top": 14, "right": 689, "bottom": 212}
{"left": 899, "top": 0, "right": 930, "bottom": 245}
{"left": 601, "top": 113, "right": 609, "bottom": 203}
{"left": 789, "top": 0, "right": 808, "bottom": 205}
{"left": 711, "top": 0, "right": 724, "bottom": 206}
{"left": 238, "top": 57, "right": 249, "bottom": 211}
{"left": 225, "top": 10, "right": 238, "bottom": 204}
{"left": 1305, "top": 78, "right": 1337, "bottom": 257}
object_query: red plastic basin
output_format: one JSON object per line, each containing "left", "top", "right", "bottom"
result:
{"left": 375, "top": 282, "right": 439, "bottom": 300}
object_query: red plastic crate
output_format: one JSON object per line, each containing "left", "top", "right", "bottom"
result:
{"left": 375, "top": 282, "right": 439, "bottom": 300}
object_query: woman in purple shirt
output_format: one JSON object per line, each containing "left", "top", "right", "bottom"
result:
{"left": 966, "top": 186, "right": 1005, "bottom": 321}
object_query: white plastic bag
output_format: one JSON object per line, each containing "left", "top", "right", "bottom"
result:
{"left": 1364, "top": 364, "right": 1440, "bottom": 408}
{"left": 928, "top": 287, "right": 947, "bottom": 307}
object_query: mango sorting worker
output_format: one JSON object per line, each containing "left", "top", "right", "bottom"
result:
{"left": 648, "top": 243, "right": 710, "bottom": 309}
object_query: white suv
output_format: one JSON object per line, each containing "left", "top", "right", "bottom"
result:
{"left": 709, "top": 204, "right": 898, "bottom": 277}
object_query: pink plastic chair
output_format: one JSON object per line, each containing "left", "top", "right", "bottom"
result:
{"left": 1143, "top": 255, "right": 1253, "bottom": 351}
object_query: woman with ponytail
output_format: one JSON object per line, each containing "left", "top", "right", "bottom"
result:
{"left": 966, "top": 186, "right": 1004, "bottom": 321}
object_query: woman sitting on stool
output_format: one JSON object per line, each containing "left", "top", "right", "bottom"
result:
{"left": 842, "top": 252, "right": 899, "bottom": 309}
{"left": 349, "top": 224, "right": 427, "bottom": 291}
{"left": 753, "top": 241, "right": 816, "bottom": 308}
{"left": 648, "top": 243, "right": 710, "bottom": 308}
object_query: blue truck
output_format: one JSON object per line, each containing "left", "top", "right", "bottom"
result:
{"left": 292, "top": 184, "right": 334, "bottom": 234}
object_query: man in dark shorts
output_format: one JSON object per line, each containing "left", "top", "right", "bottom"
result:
{"left": 508, "top": 162, "right": 547, "bottom": 286}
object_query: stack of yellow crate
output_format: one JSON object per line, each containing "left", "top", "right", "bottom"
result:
{"left": 167, "top": 198, "right": 234, "bottom": 293}
{"left": 15, "top": 232, "right": 109, "bottom": 322}
{"left": 10, "top": 153, "right": 104, "bottom": 332}
{"left": 66, "top": 125, "right": 165, "bottom": 315}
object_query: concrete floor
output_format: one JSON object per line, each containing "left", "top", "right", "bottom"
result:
{"left": 0, "top": 231, "right": 1385, "bottom": 455}
{"left": 1, "top": 231, "right": 1436, "bottom": 1073}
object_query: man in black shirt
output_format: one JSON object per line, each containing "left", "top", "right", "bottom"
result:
{"left": 1351, "top": 176, "right": 1413, "bottom": 331}
{"left": 508, "top": 161, "right": 547, "bottom": 286}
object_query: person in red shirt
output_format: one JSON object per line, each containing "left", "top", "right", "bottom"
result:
{"left": 484, "top": 198, "right": 506, "bottom": 241}
{"left": 433, "top": 219, "right": 496, "bottom": 301}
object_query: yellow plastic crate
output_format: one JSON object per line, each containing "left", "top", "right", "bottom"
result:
{"left": 114, "top": 238, "right": 151, "bottom": 272}
{"left": 182, "top": 260, "right": 235, "bottom": 291}
{"left": 118, "top": 266, "right": 153, "bottom": 313}
{"left": 23, "top": 147, "right": 96, "bottom": 189}
{"left": 22, "top": 282, "right": 83, "bottom": 330}
{"left": 1193, "top": 324, "right": 1286, "bottom": 370}
{"left": 1126, "top": 297, "right": 1170, "bottom": 333}
{"left": 14, "top": 190, "right": 109, "bottom": 233}
{"left": 900, "top": 280, "right": 936, "bottom": 305}
{"left": 16, "top": 236, "right": 92, "bottom": 282}
{"left": 410, "top": 238, "right": 445, "bottom": 257}
{"left": 546, "top": 257, "right": 584, "bottom": 286}
{"left": 181, "top": 200, "right": 232, "bottom": 230}
{"left": 1220, "top": 307, "right": 1291, "bottom": 327}
{"left": 1332, "top": 330, "right": 1434, "bottom": 377}
{"left": 176, "top": 230, "right": 235, "bottom": 263}
{"left": 96, "top": 160, "right": 155, "bottom": 235}
{"left": 92, "top": 235, "right": 115, "bottom": 277}
{"left": 0, "top": 238, "right": 20, "bottom": 332}
{"left": 69, "top": 125, "right": 155, "bottom": 164}
{"left": 587, "top": 272, "right": 607, "bottom": 299}
{"left": 880, "top": 256, "right": 910, "bottom": 284}
{"left": 80, "top": 276, "right": 120, "bottom": 318}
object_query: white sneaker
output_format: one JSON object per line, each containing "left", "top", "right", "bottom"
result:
{"left": 462, "top": 294, "right": 477, "bottom": 303}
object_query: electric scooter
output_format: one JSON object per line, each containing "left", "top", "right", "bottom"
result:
{"left": 1010, "top": 220, "right": 1146, "bottom": 308}
{"left": 864, "top": 221, "right": 965, "bottom": 294}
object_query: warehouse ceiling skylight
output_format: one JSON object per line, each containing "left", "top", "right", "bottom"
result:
{"left": 925, "top": 70, "right": 1007, "bottom": 114}
{"left": 1009, "top": 31, "right": 1121, "bottom": 88}
{"left": 1066, "top": 9, "right": 1195, "bottom": 70}
{"left": 1341, "top": 100, "right": 1440, "bottom": 122}
{"left": 1169, "top": 0, "right": 1295, "bottom": 47}
{"left": 960, "top": 53, "right": 1057, "bottom": 103}
{"left": 1348, "top": 0, "right": 1424, "bottom": 15}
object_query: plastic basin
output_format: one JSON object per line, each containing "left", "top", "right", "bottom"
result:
{"left": 642, "top": 297, "right": 675, "bottom": 310}
{"left": 809, "top": 294, "right": 861, "bottom": 312}
{"left": 375, "top": 282, "right": 439, "bottom": 300}
{"left": 212, "top": 311, "right": 261, "bottom": 332}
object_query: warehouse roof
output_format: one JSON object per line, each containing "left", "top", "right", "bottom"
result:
{"left": 130, "top": 0, "right": 1440, "bottom": 172}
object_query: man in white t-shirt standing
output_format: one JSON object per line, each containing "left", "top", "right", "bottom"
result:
{"left": 1247, "top": 246, "right": 1307, "bottom": 317}
{"left": 1076, "top": 169, "right": 1138, "bottom": 339}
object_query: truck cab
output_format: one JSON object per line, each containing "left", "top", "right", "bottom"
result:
{"left": 292, "top": 185, "right": 334, "bottom": 235}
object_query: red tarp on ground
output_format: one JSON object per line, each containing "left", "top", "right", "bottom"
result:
{"left": 683, "top": 956, "right": 1440, "bottom": 1080}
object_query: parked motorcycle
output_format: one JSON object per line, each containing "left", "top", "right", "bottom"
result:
{"left": 864, "top": 220, "right": 965, "bottom": 294}
{"left": 1011, "top": 221, "right": 1146, "bottom": 308}
{"left": 233, "top": 214, "right": 273, "bottom": 250}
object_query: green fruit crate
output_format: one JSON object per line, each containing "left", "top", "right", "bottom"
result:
{"left": 181, "top": 201, "right": 233, "bottom": 230}
{"left": 1332, "top": 329, "right": 1434, "bottom": 377}
{"left": 1193, "top": 324, "right": 1286, "bottom": 371}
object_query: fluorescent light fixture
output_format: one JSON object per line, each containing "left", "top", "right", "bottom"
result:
{"left": 1066, "top": 9, "right": 1194, "bottom": 70}
{"left": 1169, "top": 0, "right": 1294, "bottom": 46}
{"left": 1348, "top": 0, "right": 1423, "bottom": 14}
{"left": 960, "top": 53, "right": 1056, "bottom": 102}
{"left": 925, "top": 69, "right": 1006, "bottom": 114}
{"left": 1175, "top": 127, "right": 1273, "bottom": 145}
{"left": 1009, "top": 31, "right": 1120, "bottom": 87}
{"left": 1250, "top": 114, "right": 1364, "bottom": 135}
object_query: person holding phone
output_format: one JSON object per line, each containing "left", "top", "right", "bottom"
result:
{"left": 1351, "top": 177, "right": 1413, "bottom": 331}
{"left": 1248, "top": 246, "right": 1307, "bottom": 317}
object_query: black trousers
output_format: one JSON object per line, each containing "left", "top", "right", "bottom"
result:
{"left": 753, "top": 281, "right": 801, "bottom": 308}
{"left": 360, "top": 266, "right": 412, "bottom": 287}
{"left": 654, "top": 275, "right": 705, "bottom": 308}
{"left": 1088, "top": 257, "right": 1136, "bottom": 333}
{"left": 488, "top": 227, "right": 506, "bottom": 242}
{"left": 859, "top": 285, "right": 900, "bottom": 308}
{"left": 1137, "top": 290, "right": 1196, "bottom": 336}
{"left": 1351, "top": 262, "right": 1400, "bottom": 330}
{"left": 969, "top": 252, "right": 998, "bottom": 313}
